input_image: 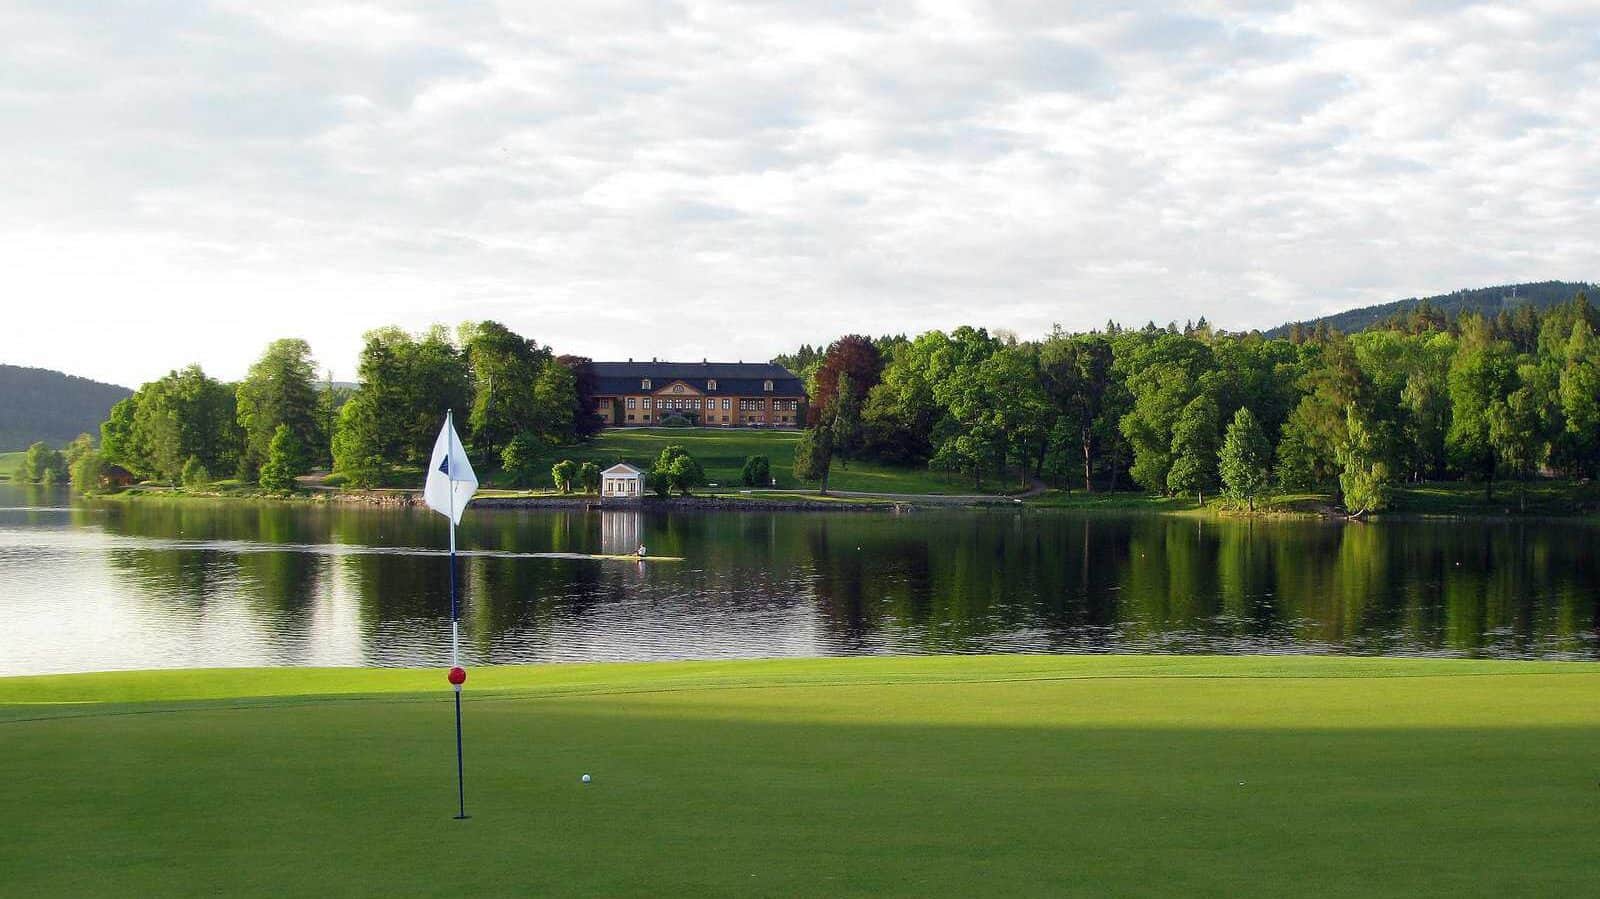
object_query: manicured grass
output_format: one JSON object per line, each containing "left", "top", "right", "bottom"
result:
{"left": 1388, "top": 479, "right": 1600, "bottom": 517}
{"left": 0, "top": 450, "right": 22, "bottom": 480}
{"left": 504, "top": 427, "right": 989, "bottom": 495}
{"left": 3, "top": 655, "right": 1597, "bottom": 897}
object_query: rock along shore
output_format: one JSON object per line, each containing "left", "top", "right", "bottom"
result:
{"left": 318, "top": 490, "right": 903, "bottom": 513}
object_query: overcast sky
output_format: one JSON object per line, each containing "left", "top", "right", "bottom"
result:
{"left": 2, "top": 1, "right": 1596, "bottom": 387}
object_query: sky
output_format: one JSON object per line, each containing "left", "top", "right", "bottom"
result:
{"left": 2, "top": 1, "right": 1596, "bottom": 388}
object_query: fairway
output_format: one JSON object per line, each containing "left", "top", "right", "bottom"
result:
{"left": 3, "top": 656, "right": 1597, "bottom": 897}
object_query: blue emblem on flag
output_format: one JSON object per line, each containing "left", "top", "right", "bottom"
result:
{"left": 439, "top": 456, "right": 450, "bottom": 476}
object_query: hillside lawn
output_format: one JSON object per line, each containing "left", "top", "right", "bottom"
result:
{"left": 3, "top": 655, "right": 1597, "bottom": 897}
{"left": 0, "top": 450, "right": 20, "bottom": 480}
{"left": 497, "top": 427, "right": 993, "bottom": 495}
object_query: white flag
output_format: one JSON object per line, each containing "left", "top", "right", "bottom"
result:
{"left": 424, "top": 413, "right": 477, "bottom": 525}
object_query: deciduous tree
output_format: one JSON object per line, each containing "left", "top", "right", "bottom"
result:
{"left": 1167, "top": 394, "right": 1220, "bottom": 504}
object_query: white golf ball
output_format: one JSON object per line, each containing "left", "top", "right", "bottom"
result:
{"left": 581, "top": 773, "right": 591, "bottom": 783}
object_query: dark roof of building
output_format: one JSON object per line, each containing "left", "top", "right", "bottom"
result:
{"left": 586, "top": 361, "right": 806, "bottom": 397}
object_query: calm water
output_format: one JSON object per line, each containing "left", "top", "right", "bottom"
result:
{"left": 2, "top": 484, "right": 1597, "bottom": 674}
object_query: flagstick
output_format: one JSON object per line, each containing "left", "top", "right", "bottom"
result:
{"left": 448, "top": 410, "right": 468, "bottom": 821}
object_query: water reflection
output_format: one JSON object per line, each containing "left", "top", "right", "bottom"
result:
{"left": 0, "top": 484, "right": 1596, "bottom": 674}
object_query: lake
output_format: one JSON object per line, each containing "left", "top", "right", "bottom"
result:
{"left": 1, "top": 484, "right": 1596, "bottom": 674}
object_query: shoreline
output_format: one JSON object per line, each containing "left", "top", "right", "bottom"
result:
{"left": 80, "top": 484, "right": 1600, "bottom": 521}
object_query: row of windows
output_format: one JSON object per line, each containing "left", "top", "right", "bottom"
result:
{"left": 640, "top": 378, "right": 775, "bottom": 392}
{"left": 626, "top": 397, "right": 747, "bottom": 410}
{"left": 620, "top": 412, "right": 797, "bottom": 424}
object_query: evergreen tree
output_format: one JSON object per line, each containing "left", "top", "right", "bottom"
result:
{"left": 1218, "top": 407, "right": 1271, "bottom": 511}
{"left": 829, "top": 372, "right": 863, "bottom": 465}
{"left": 258, "top": 424, "right": 307, "bottom": 493}
{"left": 331, "top": 392, "right": 386, "bottom": 488}
{"left": 793, "top": 425, "right": 834, "bottom": 494}
{"left": 237, "top": 339, "right": 320, "bottom": 481}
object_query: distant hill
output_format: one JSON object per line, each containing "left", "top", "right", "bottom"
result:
{"left": 0, "top": 365, "right": 133, "bottom": 451}
{"left": 1265, "top": 281, "right": 1598, "bottom": 338}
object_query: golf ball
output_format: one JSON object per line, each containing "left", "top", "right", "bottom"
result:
{"left": 581, "top": 773, "right": 591, "bottom": 783}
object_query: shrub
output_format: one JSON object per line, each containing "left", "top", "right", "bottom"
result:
{"left": 578, "top": 461, "right": 601, "bottom": 494}
{"left": 652, "top": 444, "right": 704, "bottom": 496}
{"left": 741, "top": 455, "right": 772, "bottom": 487}
{"left": 659, "top": 414, "right": 692, "bottom": 428}
{"left": 181, "top": 455, "right": 212, "bottom": 489}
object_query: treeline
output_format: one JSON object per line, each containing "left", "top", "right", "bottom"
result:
{"left": 787, "top": 292, "right": 1600, "bottom": 513}
{"left": 85, "top": 322, "right": 597, "bottom": 492}
{"left": 1266, "top": 280, "right": 1596, "bottom": 339}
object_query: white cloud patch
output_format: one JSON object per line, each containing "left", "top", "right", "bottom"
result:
{"left": 0, "top": 0, "right": 1595, "bottom": 385}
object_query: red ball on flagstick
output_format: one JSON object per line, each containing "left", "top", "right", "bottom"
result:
{"left": 448, "top": 666, "right": 467, "bottom": 686}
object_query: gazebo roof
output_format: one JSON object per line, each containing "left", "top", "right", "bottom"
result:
{"left": 602, "top": 462, "right": 644, "bottom": 476}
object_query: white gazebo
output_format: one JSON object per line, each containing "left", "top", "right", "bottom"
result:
{"left": 600, "top": 462, "right": 646, "bottom": 502}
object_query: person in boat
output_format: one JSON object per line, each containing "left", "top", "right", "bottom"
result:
{"left": 636, "top": 544, "right": 647, "bottom": 559}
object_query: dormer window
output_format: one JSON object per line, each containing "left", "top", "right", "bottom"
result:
{"left": 763, "top": 380, "right": 773, "bottom": 392}
{"left": 641, "top": 378, "right": 651, "bottom": 390}
{"left": 707, "top": 379, "right": 717, "bottom": 391}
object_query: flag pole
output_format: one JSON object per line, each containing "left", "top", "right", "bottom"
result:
{"left": 447, "top": 409, "right": 468, "bottom": 821}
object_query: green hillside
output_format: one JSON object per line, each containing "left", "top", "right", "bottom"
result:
{"left": 501, "top": 427, "right": 985, "bottom": 494}
{"left": 0, "top": 364, "right": 132, "bottom": 451}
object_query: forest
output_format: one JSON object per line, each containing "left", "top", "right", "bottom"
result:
{"left": 778, "top": 291, "right": 1600, "bottom": 514}
{"left": 33, "top": 290, "right": 1600, "bottom": 516}
{"left": 52, "top": 322, "right": 597, "bottom": 493}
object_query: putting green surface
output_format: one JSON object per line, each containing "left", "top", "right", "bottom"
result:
{"left": 3, "top": 655, "right": 1597, "bottom": 897}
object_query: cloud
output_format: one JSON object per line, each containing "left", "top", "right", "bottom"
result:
{"left": 0, "top": 0, "right": 1595, "bottom": 386}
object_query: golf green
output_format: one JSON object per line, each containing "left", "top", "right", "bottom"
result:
{"left": 2, "top": 655, "right": 1596, "bottom": 896}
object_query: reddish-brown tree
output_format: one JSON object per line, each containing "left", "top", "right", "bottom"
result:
{"left": 808, "top": 335, "right": 882, "bottom": 426}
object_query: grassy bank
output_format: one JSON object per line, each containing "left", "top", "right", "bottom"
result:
{"left": 1387, "top": 479, "right": 1600, "bottom": 517}
{"left": 1026, "top": 481, "right": 1600, "bottom": 520}
{"left": 0, "top": 450, "right": 21, "bottom": 480}
{"left": 3, "top": 655, "right": 1597, "bottom": 897}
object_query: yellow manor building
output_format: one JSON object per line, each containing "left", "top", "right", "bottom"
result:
{"left": 586, "top": 360, "right": 807, "bottom": 428}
